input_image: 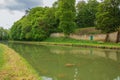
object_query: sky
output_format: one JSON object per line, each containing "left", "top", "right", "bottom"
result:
{"left": 0, "top": 0, "right": 80, "bottom": 29}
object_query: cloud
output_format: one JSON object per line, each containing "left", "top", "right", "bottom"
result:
{"left": 0, "top": 0, "right": 43, "bottom": 11}
{"left": 0, "top": 9, "right": 25, "bottom": 29}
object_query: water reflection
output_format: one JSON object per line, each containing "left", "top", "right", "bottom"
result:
{"left": 6, "top": 43, "right": 120, "bottom": 80}
{"left": 74, "top": 68, "right": 78, "bottom": 80}
{"left": 114, "top": 76, "right": 120, "bottom": 80}
{"left": 41, "top": 76, "right": 53, "bottom": 80}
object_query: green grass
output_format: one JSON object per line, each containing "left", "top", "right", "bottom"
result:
{"left": 0, "top": 46, "right": 4, "bottom": 70}
{"left": 0, "top": 44, "right": 41, "bottom": 80}
{"left": 43, "top": 37, "right": 120, "bottom": 49}
{"left": 75, "top": 27, "right": 102, "bottom": 35}
{"left": 44, "top": 37, "right": 98, "bottom": 43}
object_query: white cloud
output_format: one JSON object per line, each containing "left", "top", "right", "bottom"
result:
{"left": 0, "top": 9, "right": 25, "bottom": 29}
{"left": 43, "top": 0, "right": 56, "bottom": 7}
{"left": 0, "top": 0, "right": 43, "bottom": 11}
{"left": 0, "top": 0, "right": 43, "bottom": 29}
{"left": 43, "top": 0, "right": 80, "bottom": 7}
{"left": 0, "top": 0, "right": 5, "bottom": 4}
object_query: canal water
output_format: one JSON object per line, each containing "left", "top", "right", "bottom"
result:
{"left": 6, "top": 43, "right": 120, "bottom": 80}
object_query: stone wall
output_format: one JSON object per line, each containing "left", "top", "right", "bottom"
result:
{"left": 50, "top": 33, "right": 106, "bottom": 41}
{"left": 50, "top": 32, "right": 120, "bottom": 42}
{"left": 69, "top": 34, "right": 106, "bottom": 41}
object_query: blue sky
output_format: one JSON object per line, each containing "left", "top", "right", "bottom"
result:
{"left": 0, "top": 0, "right": 79, "bottom": 29}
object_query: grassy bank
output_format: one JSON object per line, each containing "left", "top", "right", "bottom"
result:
{"left": 75, "top": 27, "right": 101, "bottom": 35}
{"left": 0, "top": 44, "right": 41, "bottom": 80}
{"left": 10, "top": 37, "right": 120, "bottom": 50}
{"left": 0, "top": 46, "right": 4, "bottom": 70}
{"left": 44, "top": 37, "right": 120, "bottom": 49}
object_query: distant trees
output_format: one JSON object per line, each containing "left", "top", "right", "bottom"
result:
{"left": 0, "top": 27, "right": 9, "bottom": 40}
{"left": 96, "top": 0, "right": 120, "bottom": 33}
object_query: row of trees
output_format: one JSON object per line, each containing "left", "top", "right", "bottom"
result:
{"left": 10, "top": 0, "right": 120, "bottom": 41}
{"left": 11, "top": 7, "right": 58, "bottom": 41}
{"left": 76, "top": 0, "right": 120, "bottom": 33}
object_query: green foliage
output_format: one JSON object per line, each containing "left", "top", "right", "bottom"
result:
{"left": 10, "top": 0, "right": 120, "bottom": 41}
{"left": 76, "top": 0, "right": 99, "bottom": 28}
{"left": 0, "top": 27, "right": 9, "bottom": 40}
{"left": 43, "top": 8, "right": 58, "bottom": 33}
{"left": 57, "top": 0, "right": 76, "bottom": 36}
{"left": 96, "top": 0, "right": 120, "bottom": 33}
{"left": 11, "top": 7, "right": 58, "bottom": 41}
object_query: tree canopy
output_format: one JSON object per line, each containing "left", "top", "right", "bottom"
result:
{"left": 11, "top": 7, "right": 58, "bottom": 41}
{"left": 96, "top": 0, "right": 120, "bottom": 33}
{"left": 76, "top": 0, "right": 99, "bottom": 28}
{"left": 56, "top": 0, "right": 76, "bottom": 36}
{"left": 10, "top": 0, "right": 120, "bottom": 41}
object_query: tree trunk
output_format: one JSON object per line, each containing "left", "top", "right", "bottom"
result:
{"left": 105, "top": 33, "right": 109, "bottom": 42}
{"left": 116, "top": 31, "right": 120, "bottom": 43}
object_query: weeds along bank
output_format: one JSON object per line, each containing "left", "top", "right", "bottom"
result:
{"left": 0, "top": 44, "right": 41, "bottom": 80}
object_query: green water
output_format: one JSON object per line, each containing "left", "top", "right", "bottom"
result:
{"left": 7, "top": 43, "right": 120, "bottom": 80}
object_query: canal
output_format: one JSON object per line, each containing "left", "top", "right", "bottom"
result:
{"left": 6, "top": 43, "right": 120, "bottom": 80}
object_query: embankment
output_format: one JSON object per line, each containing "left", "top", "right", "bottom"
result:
{"left": 0, "top": 44, "right": 41, "bottom": 80}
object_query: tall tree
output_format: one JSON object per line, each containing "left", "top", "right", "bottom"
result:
{"left": 76, "top": 0, "right": 99, "bottom": 28}
{"left": 76, "top": 1, "right": 87, "bottom": 28}
{"left": 57, "top": 0, "right": 76, "bottom": 36}
{"left": 43, "top": 8, "right": 58, "bottom": 33}
{"left": 96, "top": 0, "right": 120, "bottom": 33}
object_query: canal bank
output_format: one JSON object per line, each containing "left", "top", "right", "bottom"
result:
{"left": 9, "top": 37, "right": 120, "bottom": 50}
{"left": 0, "top": 44, "right": 41, "bottom": 80}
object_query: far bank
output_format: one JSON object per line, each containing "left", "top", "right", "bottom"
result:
{"left": 9, "top": 37, "right": 120, "bottom": 50}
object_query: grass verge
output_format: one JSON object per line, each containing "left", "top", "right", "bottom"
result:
{"left": 9, "top": 37, "right": 120, "bottom": 50}
{"left": 0, "top": 44, "right": 41, "bottom": 80}
{"left": 0, "top": 46, "right": 4, "bottom": 70}
{"left": 44, "top": 37, "right": 120, "bottom": 49}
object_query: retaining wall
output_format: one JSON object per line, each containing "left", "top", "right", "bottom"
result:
{"left": 50, "top": 32, "right": 120, "bottom": 42}
{"left": 69, "top": 34, "right": 106, "bottom": 41}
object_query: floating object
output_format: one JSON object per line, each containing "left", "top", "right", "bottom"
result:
{"left": 65, "top": 63, "right": 75, "bottom": 67}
